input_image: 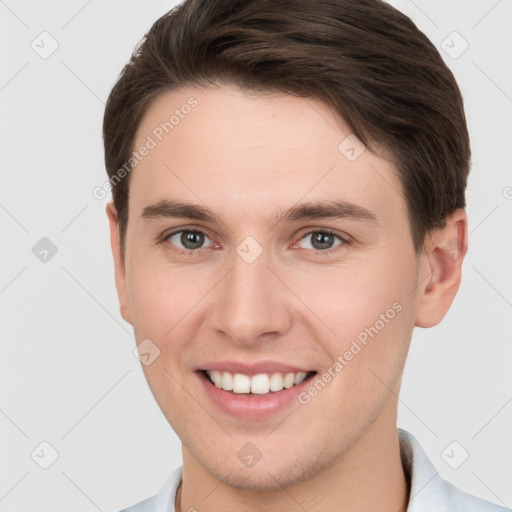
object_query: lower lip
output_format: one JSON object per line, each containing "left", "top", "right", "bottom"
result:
{"left": 197, "top": 371, "right": 314, "bottom": 420}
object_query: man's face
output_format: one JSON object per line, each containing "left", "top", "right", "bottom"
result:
{"left": 115, "top": 84, "right": 426, "bottom": 489}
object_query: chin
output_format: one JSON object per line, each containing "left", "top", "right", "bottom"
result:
{"left": 197, "top": 445, "right": 329, "bottom": 492}
{"left": 205, "top": 463, "right": 301, "bottom": 491}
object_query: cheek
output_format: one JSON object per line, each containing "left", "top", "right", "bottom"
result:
{"left": 125, "top": 259, "right": 200, "bottom": 423}
{"left": 292, "top": 249, "right": 417, "bottom": 387}
{"left": 293, "top": 259, "right": 414, "bottom": 339}
{"left": 126, "top": 254, "right": 204, "bottom": 341}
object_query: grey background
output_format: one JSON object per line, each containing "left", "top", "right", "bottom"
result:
{"left": 1, "top": 0, "right": 511, "bottom": 510}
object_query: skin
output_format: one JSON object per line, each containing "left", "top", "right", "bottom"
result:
{"left": 107, "top": 84, "right": 468, "bottom": 512}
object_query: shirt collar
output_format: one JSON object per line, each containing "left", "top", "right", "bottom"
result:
{"left": 399, "top": 428, "right": 444, "bottom": 511}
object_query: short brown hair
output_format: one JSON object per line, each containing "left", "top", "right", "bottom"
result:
{"left": 103, "top": 0, "right": 470, "bottom": 253}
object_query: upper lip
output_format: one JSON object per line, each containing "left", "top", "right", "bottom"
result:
{"left": 198, "top": 360, "right": 314, "bottom": 376}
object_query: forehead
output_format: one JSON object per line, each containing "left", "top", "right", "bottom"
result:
{"left": 129, "top": 84, "right": 405, "bottom": 226}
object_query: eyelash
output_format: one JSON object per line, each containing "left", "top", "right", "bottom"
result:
{"left": 160, "top": 228, "right": 350, "bottom": 256}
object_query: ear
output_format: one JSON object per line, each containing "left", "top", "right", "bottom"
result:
{"left": 106, "top": 202, "right": 132, "bottom": 325}
{"left": 414, "top": 208, "right": 468, "bottom": 328}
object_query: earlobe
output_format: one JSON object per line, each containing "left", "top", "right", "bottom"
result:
{"left": 106, "top": 202, "right": 133, "bottom": 326}
{"left": 414, "top": 209, "right": 468, "bottom": 328}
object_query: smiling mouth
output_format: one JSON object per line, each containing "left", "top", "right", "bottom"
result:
{"left": 201, "top": 369, "right": 317, "bottom": 396}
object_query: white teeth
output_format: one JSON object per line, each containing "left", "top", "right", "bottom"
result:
{"left": 269, "top": 372, "right": 284, "bottom": 392}
{"left": 210, "top": 370, "right": 223, "bottom": 388}
{"left": 206, "top": 370, "right": 310, "bottom": 395}
{"left": 250, "top": 374, "right": 270, "bottom": 394}
{"left": 232, "top": 373, "right": 251, "bottom": 394}
{"left": 294, "top": 372, "right": 308, "bottom": 385}
{"left": 221, "top": 371, "right": 233, "bottom": 391}
{"left": 283, "top": 372, "right": 295, "bottom": 389}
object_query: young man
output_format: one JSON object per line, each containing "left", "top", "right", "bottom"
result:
{"left": 102, "top": 0, "right": 506, "bottom": 511}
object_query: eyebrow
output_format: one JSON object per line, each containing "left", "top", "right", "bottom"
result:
{"left": 140, "top": 199, "right": 378, "bottom": 225}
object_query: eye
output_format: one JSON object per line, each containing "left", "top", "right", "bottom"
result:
{"left": 297, "top": 230, "right": 346, "bottom": 251}
{"left": 162, "top": 228, "right": 347, "bottom": 254}
{"left": 165, "top": 229, "right": 213, "bottom": 251}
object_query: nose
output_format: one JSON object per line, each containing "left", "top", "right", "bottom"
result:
{"left": 210, "top": 247, "right": 293, "bottom": 347}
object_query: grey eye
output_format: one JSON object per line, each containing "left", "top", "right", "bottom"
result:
{"left": 167, "top": 230, "right": 210, "bottom": 250}
{"left": 299, "top": 231, "right": 343, "bottom": 251}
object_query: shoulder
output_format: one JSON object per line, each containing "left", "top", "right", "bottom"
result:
{"left": 119, "top": 494, "right": 160, "bottom": 512}
{"left": 438, "top": 478, "right": 509, "bottom": 512}
{"left": 117, "top": 466, "right": 182, "bottom": 512}
{"left": 399, "top": 429, "right": 508, "bottom": 512}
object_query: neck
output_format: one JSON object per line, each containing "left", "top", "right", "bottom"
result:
{"left": 177, "top": 422, "right": 409, "bottom": 512}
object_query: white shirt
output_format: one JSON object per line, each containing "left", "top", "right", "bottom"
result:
{"left": 119, "top": 429, "right": 507, "bottom": 512}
